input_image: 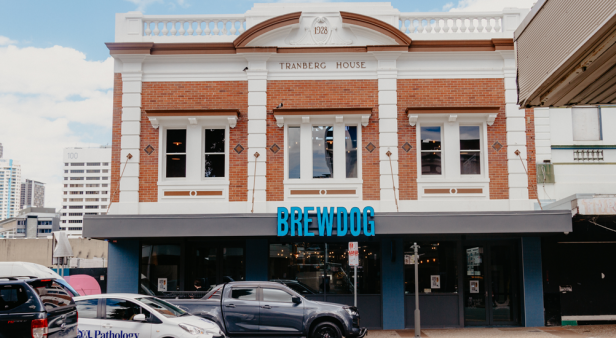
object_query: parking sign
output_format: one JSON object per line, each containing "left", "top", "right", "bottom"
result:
{"left": 349, "top": 242, "right": 359, "bottom": 266}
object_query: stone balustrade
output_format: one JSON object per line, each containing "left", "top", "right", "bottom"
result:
{"left": 114, "top": 8, "right": 527, "bottom": 43}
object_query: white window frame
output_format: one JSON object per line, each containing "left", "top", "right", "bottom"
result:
{"left": 413, "top": 114, "right": 492, "bottom": 199}
{"left": 152, "top": 115, "right": 235, "bottom": 201}
{"left": 277, "top": 113, "right": 369, "bottom": 200}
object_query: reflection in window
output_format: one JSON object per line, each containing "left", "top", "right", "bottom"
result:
{"left": 231, "top": 288, "right": 257, "bottom": 300}
{"left": 204, "top": 129, "right": 225, "bottom": 177}
{"left": 105, "top": 298, "right": 142, "bottom": 321}
{"left": 460, "top": 126, "right": 481, "bottom": 175}
{"left": 140, "top": 244, "right": 181, "bottom": 296}
{"left": 421, "top": 126, "right": 442, "bottom": 175}
{"left": 312, "top": 126, "right": 334, "bottom": 178}
{"left": 288, "top": 127, "right": 301, "bottom": 179}
{"left": 269, "top": 242, "right": 381, "bottom": 294}
{"left": 263, "top": 288, "right": 293, "bottom": 303}
{"left": 75, "top": 299, "right": 99, "bottom": 319}
{"left": 404, "top": 242, "right": 458, "bottom": 294}
{"left": 345, "top": 126, "right": 358, "bottom": 178}
{"left": 166, "top": 129, "right": 186, "bottom": 178}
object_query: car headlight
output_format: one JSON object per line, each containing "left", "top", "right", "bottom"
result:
{"left": 344, "top": 307, "right": 359, "bottom": 316}
{"left": 179, "top": 323, "right": 206, "bottom": 335}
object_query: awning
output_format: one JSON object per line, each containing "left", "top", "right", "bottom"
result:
{"left": 515, "top": 0, "right": 616, "bottom": 107}
{"left": 83, "top": 210, "right": 572, "bottom": 239}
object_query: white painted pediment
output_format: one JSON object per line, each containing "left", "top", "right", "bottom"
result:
{"left": 245, "top": 11, "right": 397, "bottom": 47}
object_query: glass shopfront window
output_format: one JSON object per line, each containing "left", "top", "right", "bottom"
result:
{"left": 404, "top": 241, "right": 458, "bottom": 294}
{"left": 269, "top": 242, "right": 381, "bottom": 295}
{"left": 140, "top": 244, "right": 181, "bottom": 296}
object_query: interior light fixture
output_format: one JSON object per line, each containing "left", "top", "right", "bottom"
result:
{"left": 172, "top": 158, "right": 180, "bottom": 160}
{"left": 173, "top": 142, "right": 182, "bottom": 146}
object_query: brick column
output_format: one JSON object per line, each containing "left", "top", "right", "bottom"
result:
{"left": 118, "top": 56, "right": 145, "bottom": 214}
{"left": 245, "top": 56, "right": 270, "bottom": 213}
{"left": 501, "top": 51, "right": 530, "bottom": 210}
{"left": 375, "top": 54, "right": 401, "bottom": 211}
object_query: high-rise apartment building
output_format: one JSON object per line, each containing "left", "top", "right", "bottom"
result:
{"left": 20, "top": 179, "right": 45, "bottom": 209}
{"left": 0, "top": 159, "right": 22, "bottom": 220}
{"left": 0, "top": 143, "right": 3, "bottom": 159}
{"left": 61, "top": 146, "right": 111, "bottom": 237}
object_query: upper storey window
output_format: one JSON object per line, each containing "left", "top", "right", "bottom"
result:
{"left": 148, "top": 109, "right": 239, "bottom": 201}
{"left": 204, "top": 129, "right": 225, "bottom": 178}
{"left": 166, "top": 129, "right": 186, "bottom": 178}
{"left": 408, "top": 107, "right": 498, "bottom": 199}
{"left": 275, "top": 108, "right": 371, "bottom": 200}
{"left": 460, "top": 126, "right": 481, "bottom": 175}
{"left": 420, "top": 126, "right": 442, "bottom": 175}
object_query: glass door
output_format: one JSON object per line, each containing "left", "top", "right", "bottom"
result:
{"left": 464, "top": 246, "right": 487, "bottom": 325}
{"left": 464, "top": 243, "right": 519, "bottom": 326}
{"left": 185, "top": 243, "right": 245, "bottom": 292}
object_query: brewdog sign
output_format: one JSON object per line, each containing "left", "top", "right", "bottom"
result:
{"left": 277, "top": 206, "right": 375, "bottom": 237}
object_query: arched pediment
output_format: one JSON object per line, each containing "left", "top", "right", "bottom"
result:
{"left": 234, "top": 11, "right": 411, "bottom": 48}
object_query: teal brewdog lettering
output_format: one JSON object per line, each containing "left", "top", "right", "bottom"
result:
{"left": 277, "top": 206, "right": 375, "bottom": 237}
{"left": 79, "top": 329, "right": 140, "bottom": 338}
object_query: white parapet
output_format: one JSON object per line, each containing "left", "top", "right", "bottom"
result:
{"left": 114, "top": 7, "right": 529, "bottom": 43}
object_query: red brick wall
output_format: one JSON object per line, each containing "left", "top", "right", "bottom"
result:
{"left": 526, "top": 108, "right": 537, "bottom": 200}
{"left": 266, "top": 80, "right": 380, "bottom": 201}
{"left": 397, "top": 79, "right": 509, "bottom": 199}
{"left": 140, "top": 81, "right": 248, "bottom": 202}
{"left": 110, "top": 73, "right": 122, "bottom": 205}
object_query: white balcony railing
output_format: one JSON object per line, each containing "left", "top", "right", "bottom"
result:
{"left": 114, "top": 8, "right": 527, "bottom": 43}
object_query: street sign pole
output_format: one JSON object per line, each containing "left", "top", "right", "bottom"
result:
{"left": 349, "top": 242, "right": 359, "bottom": 307}
{"left": 412, "top": 242, "right": 421, "bottom": 338}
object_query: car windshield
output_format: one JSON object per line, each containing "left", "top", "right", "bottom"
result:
{"left": 136, "top": 297, "right": 188, "bottom": 318}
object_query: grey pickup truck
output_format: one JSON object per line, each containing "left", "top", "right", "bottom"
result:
{"left": 168, "top": 281, "right": 367, "bottom": 338}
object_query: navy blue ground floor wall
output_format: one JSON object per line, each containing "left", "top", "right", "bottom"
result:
{"left": 107, "top": 236, "right": 544, "bottom": 329}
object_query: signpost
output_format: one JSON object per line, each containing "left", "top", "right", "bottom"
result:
{"left": 348, "top": 242, "right": 359, "bottom": 307}
{"left": 411, "top": 242, "right": 421, "bottom": 338}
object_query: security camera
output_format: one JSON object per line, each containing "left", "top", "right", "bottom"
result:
{"left": 243, "top": 67, "right": 248, "bottom": 71}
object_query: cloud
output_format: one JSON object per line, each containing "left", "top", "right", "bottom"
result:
{"left": 0, "top": 36, "right": 17, "bottom": 46}
{"left": 448, "top": 0, "right": 535, "bottom": 11}
{"left": 0, "top": 41, "right": 114, "bottom": 211}
{"left": 442, "top": 2, "right": 454, "bottom": 10}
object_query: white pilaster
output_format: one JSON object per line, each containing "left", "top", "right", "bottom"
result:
{"left": 374, "top": 53, "right": 401, "bottom": 211}
{"left": 118, "top": 55, "right": 146, "bottom": 214}
{"left": 245, "top": 55, "right": 271, "bottom": 213}
{"left": 501, "top": 51, "right": 530, "bottom": 210}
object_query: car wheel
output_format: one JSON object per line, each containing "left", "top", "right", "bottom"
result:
{"left": 311, "top": 321, "right": 342, "bottom": 338}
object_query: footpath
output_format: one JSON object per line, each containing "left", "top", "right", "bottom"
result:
{"left": 367, "top": 325, "right": 616, "bottom": 337}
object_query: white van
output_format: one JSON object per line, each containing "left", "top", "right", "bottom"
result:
{"left": 0, "top": 261, "right": 80, "bottom": 296}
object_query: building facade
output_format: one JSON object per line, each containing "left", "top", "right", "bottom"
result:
{"left": 533, "top": 107, "right": 616, "bottom": 326}
{"left": 61, "top": 146, "right": 112, "bottom": 237}
{"left": 20, "top": 179, "right": 46, "bottom": 209}
{"left": 0, "top": 207, "right": 59, "bottom": 239}
{"left": 85, "top": 3, "right": 573, "bottom": 329}
{"left": 0, "top": 158, "right": 21, "bottom": 220}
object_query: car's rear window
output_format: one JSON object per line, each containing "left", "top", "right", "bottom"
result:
{"left": 29, "top": 281, "right": 74, "bottom": 311}
{"left": 0, "top": 285, "right": 28, "bottom": 311}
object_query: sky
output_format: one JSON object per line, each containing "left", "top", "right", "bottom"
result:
{"left": 0, "top": 0, "right": 535, "bottom": 210}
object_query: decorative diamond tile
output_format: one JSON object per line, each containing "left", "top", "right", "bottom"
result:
{"left": 401, "top": 142, "right": 413, "bottom": 153}
{"left": 144, "top": 145, "right": 155, "bottom": 155}
{"left": 270, "top": 144, "right": 280, "bottom": 154}
{"left": 365, "top": 142, "right": 376, "bottom": 153}
{"left": 234, "top": 144, "right": 244, "bottom": 154}
{"left": 492, "top": 141, "right": 503, "bottom": 152}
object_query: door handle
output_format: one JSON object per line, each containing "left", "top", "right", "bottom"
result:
{"left": 262, "top": 305, "right": 271, "bottom": 309}
{"left": 226, "top": 304, "right": 236, "bottom": 308}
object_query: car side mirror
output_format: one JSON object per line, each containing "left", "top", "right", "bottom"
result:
{"left": 292, "top": 296, "right": 302, "bottom": 304}
{"left": 133, "top": 314, "right": 147, "bottom": 322}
